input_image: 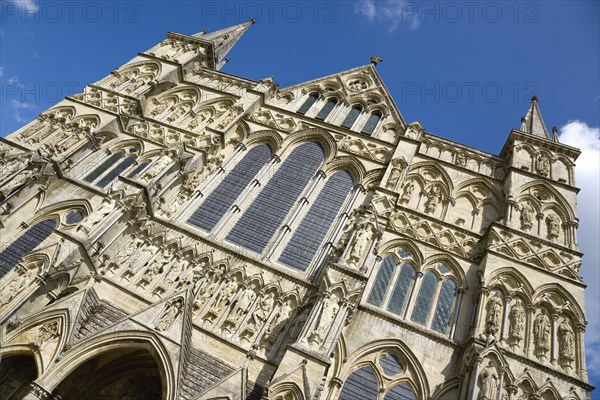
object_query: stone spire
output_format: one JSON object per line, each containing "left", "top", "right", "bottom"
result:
{"left": 521, "top": 96, "right": 550, "bottom": 139}
{"left": 193, "top": 19, "right": 256, "bottom": 66}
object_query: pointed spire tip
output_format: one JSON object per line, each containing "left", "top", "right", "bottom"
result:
{"left": 531, "top": 95, "right": 538, "bottom": 102}
{"left": 250, "top": 18, "right": 256, "bottom": 24}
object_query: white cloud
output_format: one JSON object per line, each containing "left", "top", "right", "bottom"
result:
{"left": 6, "top": 0, "right": 39, "bottom": 13}
{"left": 558, "top": 120, "right": 600, "bottom": 380}
{"left": 0, "top": 66, "right": 4, "bottom": 78}
{"left": 9, "top": 99, "right": 36, "bottom": 123}
{"left": 355, "top": 0, "right": 422, "bottom": 32}
{"left": 7, "top": 75, "right": 19, "bottom": 84}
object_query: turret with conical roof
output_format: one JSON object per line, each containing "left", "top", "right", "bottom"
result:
{"left": 520, "top": 96, "right": 550, "bottom": 139}
{"left": 193, "top": 19, "right": 256, "bottom": 67}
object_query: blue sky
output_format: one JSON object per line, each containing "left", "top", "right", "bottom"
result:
{"left": 1, "top": 0, "right": 599, "bottom": 389}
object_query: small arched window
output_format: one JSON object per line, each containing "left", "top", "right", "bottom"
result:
{"left": 316, "top": 98, "right": 337, "bottom": 121}
{"left": 0, "top": 218, "right": 57, "bottom": 278}
{"left": 361, "top": 112, "right": 382, "bottom": 135}
{"left": 188, "top": 144, "right": 272, "bottom": 232}
{"left": 126, "top": 161, "right": 151, "bottom": 178}
{"left": 341, "top": 106, "right": 362, "bottom": 129}
{"left": 297, "top": 93, "right": 319, "bottom": 115}
{"left": 338, "top": 366, "right": 379, "bottom": 400}
{"left": 279, "top": 170, "right": 353, "bottom": 272}
{"left": 227, "top": 142, "right": 325, "bottom": 253}
{"left": 83, "top": 147, "right": 140, "bottom": 188}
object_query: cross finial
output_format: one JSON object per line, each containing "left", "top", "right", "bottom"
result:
{"left": 370, "top": 56, "right": 383, "bottom": 66}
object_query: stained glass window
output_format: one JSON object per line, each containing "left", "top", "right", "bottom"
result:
{"left": 297, "top": 93, "right": 319, "bottom": 115}
{"left": 83, "top": 152, "right": 123, "bottom": 183}
{"left": 0, "top": 218, "right": 57, "bottom": 278}
{"left": 338, "top": 366, "right": 379, "bottom": 400}
{"left": 379, "top": 354, "right": 404, "bottom": 376}
{"left": 431, "top": 279, "right": 456, "bottom": 333}
{"left": 65, "top": 211, "right": 83, "bottom": 224}
{"left": 188, "top": 144, "right": 272, "bottom": 233}
{"left": 383, "top": 384, "right": 417, "bottom": 400}
{"left": 279, "top": 171, "right": 352, "bottom": 271}
{"left": 126, "top": 161, "right": 150, "bottom": 178}
{"left": 341, "top": 106, "right": 362, "bottom": 129}
{"left": 387, "top": 264, "right": 415, "bottom": 315}
{"left": 227, "top": 142, "right": 324, "bottom": 253}
{"left": 410, "top": 272, "right": 438, "bottom": 325}
{"left": 367, "top": 256, "right": 396, "bottom": 306}
{"left": 361, "top": 112, "right": 382, "bottom": 135}
{"left": 316, "top": 99, "right": 337, "bottom": 121}
{"left": 97, "top": 156, "right": 137, "bottom": 187}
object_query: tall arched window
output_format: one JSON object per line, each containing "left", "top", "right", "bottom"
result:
{"left": 297, "top": 93, "right": 319, "bottom": 115}
{"left": 126, "top": 161, "right": 151, "bottom": 178}
{"left": 316, "top": 98, "right": 337, "bottom": 121}
{"left": 367, "top": 256, "right": 396, "bottom": 306}
{"left": 278, "top": 170, "right": 353, "bottom": 271}
{"left": 387, "top": 264, "right": 415, "bottom": 316}
{"left": 187, "top": 144, "right": 272, "bottom": 232}
{"left": 0, "top": 218, "right": 57, "bottom": 278}
{"left": 83, "top": 152, "right": 123, "bottom": 183}
{"left": 361, "top": 112, "right": 382, "bottom": 135}
{"left": 338, "top": 366, "right": 379, "bottom": 400}
{"left": 410, "top": 272, "right": 438, "bottom": 325}
{"left": 341, "top": 106, "right": 362, "bottom": 129}
{"left": 227, "top": 142, "right": 325, "bottom": 253}
{"left": 83, "top": 147, "right": 140, "bottom": 188}
{"left": 431, "top": 279, "right": 457, "bottom": 334}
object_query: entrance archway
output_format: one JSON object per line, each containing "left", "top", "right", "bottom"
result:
{"left": 55, "top": 348, "right": 163, "bottom": 399}
{"left": 0, "top": 355, "right": 37, "bottom": 399}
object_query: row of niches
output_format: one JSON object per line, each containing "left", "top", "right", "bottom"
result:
{"left": 515, "top": 144, "right": 574, "bottom": 185}
{"left": 148, "top": 37, "right": 208, "bottom": 65}
{"left": 96, "top": 232, "right": 306, "bottom": 359}
{"left": 482, "top": 272, "right": 585, "bottom": 378}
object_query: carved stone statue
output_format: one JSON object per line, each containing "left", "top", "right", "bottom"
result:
{"left": 241, "top": 292, "right": 274, "bottom": 340}
{"left": 508, "top": 299, "right": 526, "bottom": 344}
{"left": 347, "top": 225, "right": 372, "bottom": 267}
{"left": 226, "top": 284, "right": 257, "bottom": 326}
{"left": 520, "top": 201, "right": 535, "bottom": 231}
{"left": 385, "top": 160, "right": 404, "bottom": 189}
{"left": 79, "top": 198, "right": 117, "bottom": 234}
{"left": 558, "top": 319, "right": 575, "bottom": 364}
{"left": 206, "top": 279, "right": 237, "bottom": 321}
{"left": 0, "top": 269, "right": 33, "bottom": 307}
{"left": 486, "top": 293, "right": 503, "bottom": 332}
{"left": 535, "top": 153, "right": 550, "bottom": 176}
{"left": 0, "top": 169, "right": 37, "bottom": 197}
{"left": 264, "top": 300, "right": 293, "bottom": 344}
{"left": 424, "top": 185, "right": 443, "bottom": 214}
{"left": 310, "top": 293, "right": 339, "bottom": 346}
{"left": 400, "top": 181, "right": 415, "bottom": 204}
{"left": 115, "top": 237, "right": 144, "bottom": 264}
{"left": 193, "top": 274, "right": 221, "bottom": 313}
{"left": 155, "top": 298, "right": 183, "bottom": 331}
{"left": 141, "top": 155, "right": 172, "bottom": 181}
{"left": 546, "top": 214, "right": 561, "bottom": 239}
{"left": 533, "top": 309, "right": 551, "bottom": 359}
{"left": 455, "top": 153, "right": 467, "bottom": 167}
{"left": 36, "top": 321, "right": 59, "bottom": 347}
{"left": 478, "top": 362, "right": 498, "bottom": 400}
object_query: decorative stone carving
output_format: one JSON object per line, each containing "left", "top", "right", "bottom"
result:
{"left": 385, "top": 158, "right": 405, "bottom": 190}
{"left": 508, "top": 299, "right": 526, "bottom": 346}
{"left": 533, "top": 309, "right": 551, "bottom": 360}
{"left": 216, "top": 105, "right": 243, "bottom": 130}
{"left": 478, "top": 362, "right": 498, "bottom": 400}
{"left": 455, "top": 153, "right": 467, "bottom": 167}
{"left": 240, "top": 292, "right": 274, "bottom": 340}
{"left": 346, "top": 225, "right": 373, "bottom": 267}
{"left": 166, "top": 103, "right": 191, "bottom": 123}
{"left": 348, "top": 79, "right": 367, "bottom": 92}
{"left": 558, "top": 319, "right": 575, "bottom": 367}
{"left": 36, "top": 321, "right": 59, "bottom": 347}
{"left": 225, "top": 284, "right": 257, "bottom": 328}
{"left": 0, "top": 153, "right": 30, "bottom": 178}
{"left": 535, "top": 153, "right": 550, "bottom": 176}
{"left": 399, "top": 181, "right": 415, "bottom": 204}
{"left": 141, "top": 155, "right": 173, "bottom": 181}
{"left": 193, "top": 273, "right": 221, "bottom": 314}
{"left": 263, "top": 299, "right": 293, "bottom": 344}
{"left": 519, "top": 201, "right": 535, "bottom": 231}
{"left": 546, "top": 214, "right": 561, "bottom": 239}
{"left": 155, "top": 298, "right": 183, "bottom": 332}
{"left": 308, "top": 293, "right": 339, "bottom": 346}
{"left": 205, "top": 278, "right": 237, "bottom": 322}
{"left": 149, "top": 97, "right": 174, "bottom": 117}
{"left": 486, "top": 293, "right": 502, "bottom": 339}
{"left": 78, "top": 198, "right": 117, "bottom": 235}
{"left": 0, "top": 168, "right": 38, "bottom": 198}
{"left": 0, "top": 266, "right": 34, "bottom": 307}
{"left": 424, "top": 185, "right": 443, "bottom": 214}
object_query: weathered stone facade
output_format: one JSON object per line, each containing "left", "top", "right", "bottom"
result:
{"left": 0, "top": 20, "right": 593, "bottom": 399}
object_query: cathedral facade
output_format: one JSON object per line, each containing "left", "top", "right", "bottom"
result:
{"left": 0, "top": 20, "right": 593, "bottom": 400}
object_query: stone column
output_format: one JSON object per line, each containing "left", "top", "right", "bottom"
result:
{"left": 500, "top": 296, "right": 512, "bottom": 345}
{"left": 450, "top": 288, "right": 465, "bottom": 339}
{"left": 575, "top": 323, "right": 588, "bottom": 380}
{"left": 469, "top": 357, "right": 483, "bottom": 400}
{"left": 525, "top": 304, "right": 536, "bottom": 358}
{"left": 551, "top": 313, "right": 559, "bottom": 366}
{"left": 474, "top": 287, "right": 491, "bottom": 337}
{"left": 402, "top": 271, "right": 423, "bottom": 319}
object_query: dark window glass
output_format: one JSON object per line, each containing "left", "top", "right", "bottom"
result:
{"left": 227, "top": 142, "right": 324, "bottom": 253}
{"left": 97, "top": 156, "right": 137, "bottom": 187}
{"left": 126, "top": 161, "right": 150, "bottom": 178}
{"left": 0, "top": 218, "right": 57, "bottom": 278}
{"left": 316, "top": 99, "right": 337, "bottom": 121}
{"left": 338, "top": 366, "right": 379, "bottom": 400}
{"left": 431, "top": 279, "right": 457, "bottom": 334}
{"left": 361, "top": 112, "right": 382, "bottom": 135}
{"left": 411, "top": 272, "right": 438, "bottom": 325}
{"left": 297, "top": 93, "right": 319, "bottom": 115}
{"left": 279, "top": 171, "right": 352, "bottom": 271}
{"left": 367, "top": 256, "right": 395, "bottom": 306}
{"left": 383, "top": 384, "right": 417, "bottom": 400}
{"left": 341, "top": 106, "right": 362, "bottom": 129}
{"left": 83, "top": 152, "right": 123, "bottom": 183}
{"left": 65, "top": 211, "right": 83, "bottom": 224}
{"left": 379, "top": 354, "right": 404, "bottom": 376}
{"left": 188, "top": 144, "right": 272, "bottom": 232}
{"left": 387, "top": 264, "right": 415, "bottom": 315}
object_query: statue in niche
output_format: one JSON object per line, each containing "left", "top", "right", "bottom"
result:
{"left": 385, "top": 159, "right": 405, "bottom": 190}
{"left": 264, "top": 299, "right": 293, "bottom": 344}
{"left": 110, "top": 70, "right": 135, "bottom": 88}
{"left": 78, "top": 198, "right": 117, "bottom": 235}
{"left": 347, "top": 225, "right": 373, "bottom": 267}
{"left": 149, "top": 97, "right": 174, "bottom": 117}
{"left": 399, "top": 181, "right": 415, "bottom": 204}
{"left": 166, "top": 103, "right": 190, "bottom": 123}
{"left": 0, "top": 168, "right": 38, "bottom": 198}
{"left": 309, "top": 293, "right": 339, "bottom": 346}
{"left": 558, "top": 319, "right": 575, "bottom": 364}
{"left": 205, "top": 278, "right": 237, "bottom": 321}
{"left": 187, "top": 109, "right": 212, "bottom": 131}
{"left": 137, "top": 247, "right": 170, "bottom": 289}
{"left": 36, "top": 321, "right": 59, "bottom": 347}
{"left": 424, "top": 185, "right": 443, "bottom": 214}
{"left": 478, "top": 361, "right": 498, "bottom": 400}
{"left": 486, "top": 293, "right": 503, "bottom": 332}
{"left": 455, "top": 153, "right": 467, "bottom": 167}
{"left": 0, "top": 267, "right": 34, "bottom": 307}
{"left": 155, "top": 298, "right": 183, "bottom": 332}
{"left": 519, "top": 201, "right": 535, "bottom": 231}
{"left": 508, "top": 299, "right": 526, "bottom": 344}
{"left": 155, "top": 256, "right": 187, "bottom": 294}
{"left": 121, "top": 242, "right": 157, "bottom": 279}
{"left": 115, "top": 237, "right": 144, "bottom": 264}
{"left": 546, "top": 214, "right": 561, "bottom": 239}
{"left": 1, "top": 154, "right": 29, "bottom": 178}
{"left": 533, "top": 309, "right": 551, "bottom": 359}
{"left": 241, "top": 292, "right": 274, "bottom": 340}
{"left": 15, "top": 119, "right": 45, "bottom": 141}
{"left": 193, "top": 273, "right": 221, "bottom": 313}
{"left": 225, "top": 284, "right": 257, "bottom": 327}
{"left": 216, "top": 106, "right": 243, "bottom": 130}
{"left": 535, "top": 153, "right": 550, "bottom": 176}
{"left": 125, "top": 76, "right": 150, "bottom": 94}
{"left": 141, "top": 154, "right": 172, "bottom": 181}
